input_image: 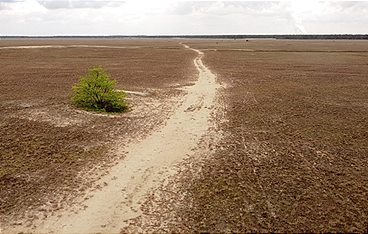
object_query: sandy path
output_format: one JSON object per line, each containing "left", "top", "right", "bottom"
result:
{"left": 4, "top": 44, "right": 218, "bottom": 233}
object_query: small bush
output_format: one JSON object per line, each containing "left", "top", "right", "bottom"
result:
{"left": 71, "top": 67, "right": 127, "bottom": 113}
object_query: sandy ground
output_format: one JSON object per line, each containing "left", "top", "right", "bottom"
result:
{"left": 152, "top": 39, "right": 368, "bottom": 232}
{"left": 0, "top": 40, "right": 196, "bottom": 229}
{"left": 109, "top": 39, "right": 368, "bottom": 233}
{"left": 2, "top": 44, "right": 219, "bottom": 233}
{"left": 1, "top": 39, "right": 367, "bottom": 233}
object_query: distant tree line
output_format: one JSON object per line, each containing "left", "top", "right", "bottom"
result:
{"left": 1, "top": 34, "right": 368, "bottom": 40}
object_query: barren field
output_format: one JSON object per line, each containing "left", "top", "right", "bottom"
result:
{"left": 0, "top": 39, "right": 197, "bottom": 227}
{"left": 1, "top": 39, "right": 368, "bottom": 232}
{"left": 143, "top": 39, "right": 368, "bottom": 232}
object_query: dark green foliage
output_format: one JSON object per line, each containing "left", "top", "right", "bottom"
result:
{"left": 71, "top": 67, "right": 127, "bottom": 113}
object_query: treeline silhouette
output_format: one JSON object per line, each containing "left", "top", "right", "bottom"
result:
{"left": 1, "top": 34, "right": 368, "bottom": 40}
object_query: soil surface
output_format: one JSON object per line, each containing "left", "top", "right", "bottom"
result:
{"left": 1, "top": 39, "right": 368, "bottom": 233}
{"left": 114, "top": 39, "right": 368, "bottom": 233}
{"left": 5, "top": 44, "right": 218, "bottom": 233}
{"left": 136, "top": 39, "right": 368, "bottom": 233}
{"left": 0, "top": 39, "right": 197, "bottom": 229}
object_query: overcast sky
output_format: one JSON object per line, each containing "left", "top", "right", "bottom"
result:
{"left": 0, "top": 0, "right": 367, "bottom": 35}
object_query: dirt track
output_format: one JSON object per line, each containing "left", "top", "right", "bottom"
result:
{"left": 0, "top": 40, "right": 197, "bottom": 230}
{"left": 2, "top": 44, "right": 219, "bottom": 233}
{"left": 1, "top": 39, "right": 367, "bottom": 233}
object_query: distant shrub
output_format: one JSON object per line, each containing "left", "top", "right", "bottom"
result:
{"left": 71, "top": 67, "right": 127, "bottom": 113}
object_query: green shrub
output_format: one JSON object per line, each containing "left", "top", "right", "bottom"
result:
{"left": 71, "top": 67, "right": 127, "bottom": 113}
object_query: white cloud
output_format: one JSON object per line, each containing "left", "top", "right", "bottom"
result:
{"left": 0, "top": 0, "right": 367, "bottom": 35}
{"left": 36, "top": 0, "right": 125, "bottom": 9}
{"left": 1, "top": 0, "right": 47, "bottom": 14}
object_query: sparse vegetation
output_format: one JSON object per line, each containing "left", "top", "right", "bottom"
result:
{"left": 71, "top": 67, "right": 127, "bottom": 113}
{"left": 0, "top": 41, "right": 196, "bottom": 226}
{"left": 2, "top": 39, "right": 368, "bottom": 232}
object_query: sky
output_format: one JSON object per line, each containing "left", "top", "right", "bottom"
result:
{"left": 0, "top": 0, "right": 367, "bottom": 35}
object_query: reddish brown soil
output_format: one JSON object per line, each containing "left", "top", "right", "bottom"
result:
{"left": 0, "top": 39, "right": 183, "bottom": 49}
{"left": 2, "top": 39, "right": 368, "bottom": 232}
{"left": 0, "top": 39, "right": 197, "bottom": 224}
{"left": 134, "top": 40, "right": 368, "bottom": 232}
{"left": 184, "top": 39, "right": 368, "bottom": 52}
{"left": 176, "top": 40, "right": 368, "bottom": 232}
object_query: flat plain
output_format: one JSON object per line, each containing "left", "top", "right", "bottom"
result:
{"left": 1, "top": 39, "right": 367, "bottom": 232}
{"left": 170, "top": 39, "right": 368, "bottom": 232}
{"left": 0, "top": 39, "right": 197, "bottom": 225}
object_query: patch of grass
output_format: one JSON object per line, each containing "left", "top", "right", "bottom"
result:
{"left": 71, "top": 67, "right": 128, "bottom": 113}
